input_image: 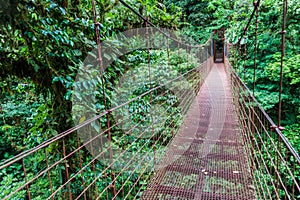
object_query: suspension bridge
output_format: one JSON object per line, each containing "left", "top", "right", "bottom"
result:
{"left": 1, "top": 0, "right": 299, "bottom": 199}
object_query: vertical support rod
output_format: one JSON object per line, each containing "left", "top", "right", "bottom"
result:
{"left": 278, "top": 0, "right": 287, "bottom": 128}
{"left": 44, "top": 149, "right": 54, "bottom": 200}
{"left": 243, "top": 42, "right": 247, "bottom": 82}
{"left": 108, "top": 111, "right": 117, "bottom": 199}
{"left": 77, "top": 136, "right": 87, "bottom": 200}
{"left": 166, "top": 35, "right": 171, "bottom": 80}
{"left": 239, "top": 43, "right": 242, "bottom": 76}
{"left": 62, "top": 139, "right": 72, "bottom": 200}
{"left": 178, "top": 39, "right": 181, "bottom": 57}
{"left": 88, "top": 124, "right": 98, "bottom": 198}
{"left": 91, "top": 0, "right": 116, "bottom": 197}
{"left": 22, "top": 159, "right": 31, "bottom": 200}
{"left": 166, "top": 36, "right": 174, "bottom": 138}
{"left": 146, "top": 18, "right": 156, "bottom": 166}
{"left": 221, "top": 29, "right": 225, "bottom": 62}
{"left": 234, "top": 46, "right": 237, "bottom": 71}
{"left": 213, "top": 30, "right": 216, "bottom": 62}
{"left": 253, "top": 1, "right": 259, "bottom": 95}
{"left": 292, "top": 162, "right": 295, "bottom": 199}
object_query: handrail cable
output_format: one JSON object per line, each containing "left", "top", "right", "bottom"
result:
{"left": 230, "top": 0, "right": 298, "bottom": 164}
{"left": 0, "top": 0, "right": 215, "bottom": 171}
{"left": 0, "top": 59, "right": 207, "bottom": 170}
{"left": 2, "top": 0, "right": 299, "bottom": 199}
{"left": 231, "top": 70, "right": 300, "bottom": 164}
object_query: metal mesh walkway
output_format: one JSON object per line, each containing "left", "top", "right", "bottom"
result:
{"left": 142, "top": 63, "right": 256, "bottom": 199}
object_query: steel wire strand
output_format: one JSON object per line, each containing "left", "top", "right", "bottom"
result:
{"left": 0, "top": 112, "right": 108, "bottom": 170}
{"left": 231, "top": 70, "right": 300, "bottom": 164}
{"left": 229, "top": 0, "right": 297, "bottom": 166}
{"left": 239, "top": 110, "right": 273, "bottom": 199}
{"left": 2, "top": 0, "right": 216, "bottom": 196}
{"left": 238, "top": 86, "right": 291, "bottom": 167}
{"left": 47, "top": 85, "right": 200, "bottom": 199}
{"left": 235, "top": 93, "right": 272, "bottom": 199}
{"left": 0, "top": 62, "right": 208, "bottom": 172}
{"left": 1, "top": 0, "right": 217, "bottom": 198}
{"left": 235, "top": 0, "right": 261, "bottom": 46}
{"left": 79, "top": 64, "right": 212, "bottom": 198}
{"left": 238, "top": 92, "right": 284, "bottom": 157}
{"left": 2, "top": 55, "right": 211, "bottom": 199}
{"left": 1, "top": 71, "right": 201, "bottom": 200}
{"left": 249, "top": 116, "right": 293, "bottom": 198}
{"left": 98, "top": 116, "right": 181, "bottom": 199}
{"left": 248, "top": 145, "right": 272, "bottom": 199}
{"left": 117, "top": 67, "right": 204, "bottom": 135}
{"left": 118, "top": 0, "right": 212, "bottom": 48}
{"left": 125, "top": 159, "right": 158, "bottom": 200}
{"left": 229, "top": 42, "right": 299, "bottom": 190}
{"left": 76, "top": 112, "right": 180, "bottom": 200}
{"left": 231, "top": 73, "right": 273, "bottom": 199}
{"left": 228, "top": 62, "right": 300, "bottom": 197}
{"left": 246, "top": 113, "right": 289, "bottom": 198}
{"left": 123, "top": 152, "right": 156, "bottom": 200}
{"left": 238, "top": 100, "right": 280, "bottom": 198}
{"left": 116, "top": 81, "right": 198, "bottom": 140}
{"left": 90, "top": 76, "right": 205, "bottom": 193}
{"left": 233, "top": 76, "right": 299, "bottom": 198}
{"left": 114, "top": 69, "right": 199, "bottom": 128}
{"left": 45, "top": 96, "right": 188, "bottom": 199}
{"left": 248, "top": 103, "right": 300, "bottom": 191}
{"left": 127, "top": 114, "right": 199, "bottom": 200}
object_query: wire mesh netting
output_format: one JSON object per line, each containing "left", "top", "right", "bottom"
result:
{"left": 226, "top": 58, "right": 300, "bottom": 200}
{"left": 142, "top": 63, "right": 256, "bottom": 200}
{"left": 0, "top": 33, "right": 214, "bottom": 199}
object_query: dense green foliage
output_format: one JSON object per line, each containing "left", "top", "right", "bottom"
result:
{"left": 166, "top": 0, "right": 300, "bottom": 152}
{"left": 0, "top": 0, "right": 299, "bottom": 199}
{"left": 0, "top": 0, "right": 181, "bottom": 198}
{"left": 236, "top": 0, "right": 300, "bottom": 152}
{"left": 0, "top": 0, "right": 179, "bottom": 155}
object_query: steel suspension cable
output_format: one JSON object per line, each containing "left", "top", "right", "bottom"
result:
{"left": 234, "top": 0, "right": 286, "bottom": 130}
{"left": 1, "top": 1, "right": 215, "bottom": 198}
{"left": 118, "top": 0, "right": 209, "bottom": 48}
{"left": 235, "top": 0, "right": 261, "bottom": 46}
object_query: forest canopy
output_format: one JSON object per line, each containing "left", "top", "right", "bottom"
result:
{"left": 0, "top": 0, "right": 299, "bottom": 198}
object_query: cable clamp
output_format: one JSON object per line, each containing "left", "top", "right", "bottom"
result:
{"left": 270, "top": 125, "right": 285, "bottom": 131}
{"left": 279, "top": 30, "right": 286, "bottom": 34}
{"left": 253, "top": 2, "right": 260, "bottom": 7}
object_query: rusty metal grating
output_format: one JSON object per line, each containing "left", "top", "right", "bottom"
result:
{"left": 142, "top": 63, "right": 256, "bottom": 199}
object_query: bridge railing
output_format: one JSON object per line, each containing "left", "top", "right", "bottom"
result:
{"left": 0, "top": 32, "right": 213, "bottom": 199}
{"left": 225, "top": 58, "right": 300, "bottom": 200}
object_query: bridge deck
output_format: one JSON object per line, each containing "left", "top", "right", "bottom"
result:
{"left": 142, "top": 63, "right": 256, "bottom": 199}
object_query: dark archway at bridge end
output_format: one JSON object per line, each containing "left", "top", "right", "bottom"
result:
{"left": 213, "top": 28, "right": 225, "bottom": 63}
